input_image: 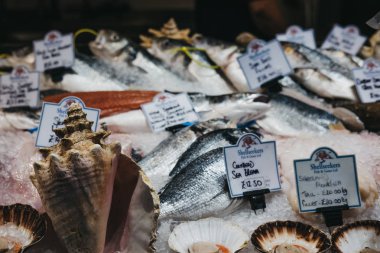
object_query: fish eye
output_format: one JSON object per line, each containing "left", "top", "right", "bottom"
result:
{"left": 111, "top": 34, "right": 119, "bottom": 41}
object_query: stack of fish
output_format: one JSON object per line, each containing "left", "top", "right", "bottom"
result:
{"left": 0, "top": 18, "right": 380, "bottom": 253}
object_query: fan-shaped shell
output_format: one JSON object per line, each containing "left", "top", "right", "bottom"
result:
{"left": 0, "top": 204, "right": 46, "bottom": 253}
{"left": 168, "top": 217, "right": 249, "bottom": 253}
{"left": 251, "top": 221, "right": 331, "bottom": 253}
{"left": 331, "top": 220, "right": 380, "bottom": 253}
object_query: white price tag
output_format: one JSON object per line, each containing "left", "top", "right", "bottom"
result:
{"left": 35, "top": 96, "right": 100, "bottom": 147}
{"left": 238, "top": 39, "right": 292, "bottom": 91}
{"left": 294, "top": 147, "right": 361, "bottom": 213}
{"left": 0, "top": 66, "right": 40, "bottom": 108}
{"left": 353, "top": 58, "right": 380, "bottom": 103}
{"left": 141, "top": 93, "right": 199, "bottom": 132}
{"left": 224, "top": 133, "right": 281, "bottom": 198}
{"left": 321, "top": 25, "right": 366, "bottom": 55}
{"left": 33, "top": 31, "right": 75, "bottom": 72}
{"left": 276, "top": 25, "right": 316, "bottom": 49}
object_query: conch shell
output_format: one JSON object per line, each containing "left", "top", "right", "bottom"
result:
{"left": 140, "top": 18, "right": 193, "bottom": 48}
{"left": 31, "top": 103, "right": 121, "bottom": 253}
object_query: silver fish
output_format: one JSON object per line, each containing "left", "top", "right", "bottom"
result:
{"left": 192, "top": 35, "right": 250, "bottom": 92}
{"left": 282, "top": 42, "right": 353, "bottom": 78}
{"left": 159, "top": 148, "right": 243, "bottom": 220}
{"left": 169, "top": 128, "right": 256, "bottom": 178}
{"left": 293, "top": 67, "right": 357, "bottom": 101}
{"left": 278, "top": 76, "right": 364, "bottom": 131}
{"left": 138, "top": 119, "right": 231, "bottom": 191}
{"left": 256, "top": 93, "right": 343, "bottom": 136}
{"left": 148, "top": 37, "right": 237, "bottom": 94}
{"left": 319, "top": 48, "right": 364, "bottom": 69}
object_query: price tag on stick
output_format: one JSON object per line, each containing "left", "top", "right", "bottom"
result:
{"left": 33, "top": 30, "right": 75, "bottom": 72}
{"left": 294, "top": 147, "right": 361, "bottom": 227}
{"left": 141, "top": 92, "right": 199, "bottom": 132}
{"left": 35, "top": 96, "right": 100, "bottom": 148}
{"left": 0, "top": 65, "right": 40, "bottom": 108}
{"left": 352, "top": 58, "right": 380, "bottom": 103}
{"left": 238, "top": 39, "right": 292, "bottom": 91}
{"left": 224, "top": 133, "right": 281, "bottom": 212}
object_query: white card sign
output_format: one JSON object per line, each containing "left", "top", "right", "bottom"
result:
{"left": 294, "top": 147, "right": 361, "bottom": 213}
{"left": 35, "top": 96, "right": 100, "bottom": 147}
{"left": 238, "top": 39, "right": 292, "bottom": 90}
{"left": 321, "top": 25, "right": 366, "bottom": 55}
{"left": 276, "top": 25, "right": 316, "bottom": 49}
{"left": 224, "top": 133, "right": 281, "bottom": 198}
{"left": 34, "top": 31, "right": 75, "bottom": 72}
{"left": 141, "top": 93, "right": 199, "bottom": 132}
{"left": 0, "top": 65, "right": 40, "bottom": 108}
{"left": 353, "top": 58, "right": 380, "bottom": 103}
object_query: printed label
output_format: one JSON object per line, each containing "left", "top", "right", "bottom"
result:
{"left": 276, "top": 25, "right": 316, "bottom": 49}
{"left": 238, "top": 39, "right": 292, "bottom": 90}
{"left": 321, "top": 25, "right": 366, "bottom": 55}
{"left": 0, "top": 66, "right": 40, "bottom": 108}
{"left": 35, "top": 96, "right": 100, "bottom": 147}
{"left": 224, "top": 133, "right": 281, "bottom": 198}
{"left": 141, "top": 93, "right": 199, "bottom": 132}
{"left": 34, "top": 31, "right": 75, "bottom": 72}
{"left": 294, "top": 147, "right": 361, "bottom": 213}
{"left": 353, "top": 58, "right": 380, "bottom": 103}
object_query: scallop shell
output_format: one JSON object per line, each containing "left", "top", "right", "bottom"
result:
{"left": 168, "top": 217, "right": 249, "bottom": 253}
{"left": 31, "top": 103, "right": 121, "bottom": 253}
{"left": 0, "top": 204, "right": 46, "bottom": 253}
{"left": 251, "top": 221, "right": 331, "bottom": 253}
{"left": 331, "top": 220, "right": 380, "bottom": 253}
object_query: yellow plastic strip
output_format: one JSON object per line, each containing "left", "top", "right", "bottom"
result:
{"left": 171, "top": 47, "right": 220, "bottom": 69}
{"left": 0, "top": 54, "right": 10, "bottom": 59}
{"left": 73, "top": 28, "right": 98, "bottom": 48}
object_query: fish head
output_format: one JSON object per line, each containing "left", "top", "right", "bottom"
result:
{"left": 148, "top": 37, "right": 192, "bottom": 64}
{"left": 89, "top": 30, "right": 128, "bottom": 60}
{"left": 192, "top": 35, "right": 239, "bottom": 66}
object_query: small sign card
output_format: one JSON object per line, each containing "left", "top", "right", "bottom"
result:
{"left": 224, "top": 133, "right": 281, "bottom": 198}
{"left": 0, "top": 65, "right": 40, "bottom": 108}
{"left": 321, "top": 25, "right": 366, "bottom": 55}
{"left": 276, "top": 25, "right": 316, "bottom": 49}
{"left": 141, "top": 93, "right": 199, "bottom": 132}
{"left": 238, "top": 39, "right": 292, "bottom": 90}
{"left": 353, "top": 58, "right": 380, "bottom": 103}
{"left": 294, "top": 147, "right": 361, "bottom": 213}
{"left": 36, "top": 96, "right": 100, "bottom": 147}
{"left": 34, "top": 30, "right": 75, "bottom": 72}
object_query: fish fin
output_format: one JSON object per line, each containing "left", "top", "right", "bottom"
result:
{"left": 328, "top": 122, "right": 347, "bottom": 131}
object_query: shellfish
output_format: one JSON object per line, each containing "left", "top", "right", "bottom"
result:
{"left": 251, "top": 221, "right": 331, "bottom": 253}
{"left": 30, "top": 102, "right": 122, "bottom": 253}
{"left": 0, "top": 204, "right": 46, "bottom": 253}
{"left": 168, "top": 217, "right": 249, "bottom": 253}
{"left": 331, "top": 220, "right": 380, "bottom": 253}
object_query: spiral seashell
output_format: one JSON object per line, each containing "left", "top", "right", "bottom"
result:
{"left": 31, "top": 103, "right": 121, "bottom": 253}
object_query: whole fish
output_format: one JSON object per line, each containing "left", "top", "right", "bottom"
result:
{"left": 147, "top": 37, "right": 237, "bottom": 94}
{"left": 100, "top": 92, "right": 270, "bottom": 134}
{"left": 293, "top": 67, "right": 357, "bottom": 101}
{"left": 282, "top": 42, "right": 353, "bottom": 77}
{"left": 256, "top": 93, "right": 343, "bottom": 136}
{"left": 278, "top": 76, "right": 364, "bottom": 131}
{"left": 192, "top": 35, "right": 250, "bottom": 92}
{"left": 159, "top": 148, "right": 243, "bottom": 220}
{"left": 90, "top": 30, "right": 233, "bottom": 95}
{"left": 138, "top": 119, "right": 231, "bottom": 191}
{"left": 319, "top": 48, "right": 363, "bottom": 69}
{"left": 169, "top": 128, "right": 255, "bottom": 178}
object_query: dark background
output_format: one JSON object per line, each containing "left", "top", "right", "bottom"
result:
{"left": 0, "top": 0, "right": 378, "bottom": 52}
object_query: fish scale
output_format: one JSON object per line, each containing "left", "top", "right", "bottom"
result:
{"left": 169, "top": 128, "right": 257, "bottom": 178}
{"left": 160, "top": 148, "right": 244, "bottom": 220}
